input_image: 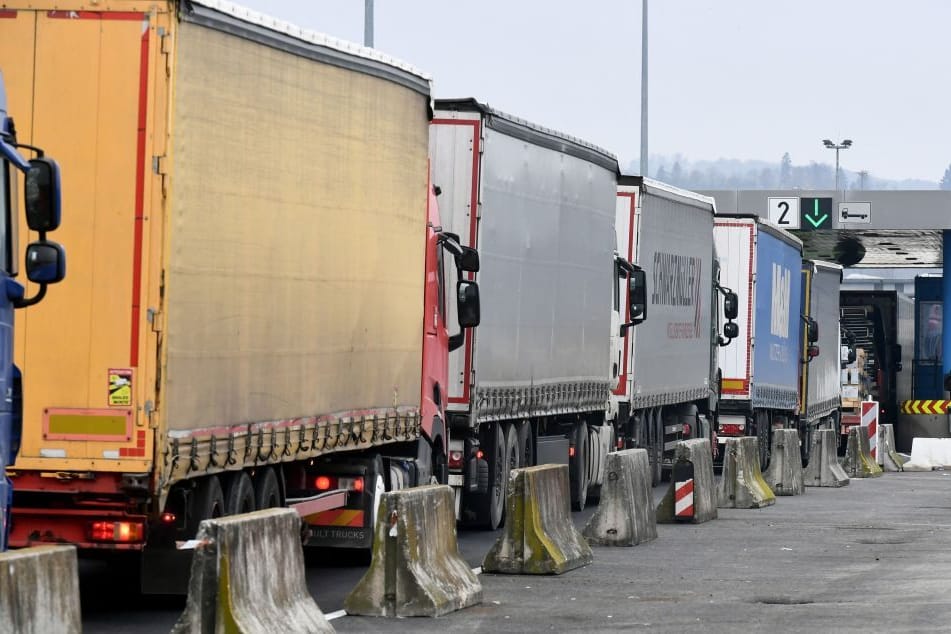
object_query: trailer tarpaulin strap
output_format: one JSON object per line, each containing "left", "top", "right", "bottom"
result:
{"left": 673, "top": 461, "right": 695, "bottom": 520}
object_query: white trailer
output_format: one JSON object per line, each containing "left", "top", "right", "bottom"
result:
{"left": 612, "top": 177, "right": 738, "bottom": 483}
{"left": 430, "top": 99, "right": 620, "bottom": 527}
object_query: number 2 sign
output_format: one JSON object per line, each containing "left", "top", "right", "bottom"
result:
{"left": 767, "top": 197, "right": 800, "bottom": 229}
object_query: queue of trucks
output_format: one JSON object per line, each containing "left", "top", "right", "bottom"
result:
{"left": 1, "top": 0, "right": 860, "bottom": 591}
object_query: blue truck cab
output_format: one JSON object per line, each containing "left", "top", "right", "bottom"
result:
{"left": 0, "top": 69, "right": 66, "bottom": 551}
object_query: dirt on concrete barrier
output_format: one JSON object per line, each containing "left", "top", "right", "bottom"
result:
{"left": 345, "top": 484, "right": 482, "bottom": 617}
{"left": 582, "top": 448, "right": 657, "bottom": 547}
{"left": 0, "top": 545, "right": 80, "bottom": 634}
{"left": 717, "top": 437, "right": 776, "bottom": 509}
{"left": 483, "top": 464, "right": 593, "bottom": 575}
{"left": 763, "top": 429, "right": 805, "bottom": 496}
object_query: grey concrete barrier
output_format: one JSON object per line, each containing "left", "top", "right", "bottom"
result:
{"left": 843, "top": 427, "right": 884, "bottom": 478}
{"left": 656, "top": 439, "right": 717, "bottom": 524}
{"left": 173, "top": 507, "right": 334, "bottom": 633}
{"left": 482, "top": 464, "right": 593, "bottom": 574}
{"left": 878, "top": 424, "right": 905, "bottom": 472}
{"left": 0, "top": 545, "right": 80, "bottom": 634}
{"left": 763, "top": 428, "right": 805, "bottom": 496}
{"left": 803, "top": 429, "right": 850, "bottom": 487}
{"left": 345, "top": 484, "right": 482, "bottom": 617}
{"left": 717, "top": 437, "right": 776, "bottom": 509}
{"left": 582, "top": 448, "right": 657, "bottom": 547}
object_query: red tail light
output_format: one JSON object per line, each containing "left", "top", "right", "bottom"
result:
{"left": 315, "top": 476, "right": 333, "bottom": 491}
{"left": 88, "top": 521, "right": 144, "bottom": 543}
{"left": 448, "top": 450, "right": 464, "bottom": 469}
{"left": 160, "top": 512, "right": 176, "bottom": 524}
{"left": 569, "top": 446, "right": 576, "bottom": 458}
{"left": 476, "top": 450, "right": 484, "bottom": 460}
{"left": 350, "top": 477, "right": 365, "bottom": 493}
{"left": 719, "top": 423, "right": 744, "bottom": 436}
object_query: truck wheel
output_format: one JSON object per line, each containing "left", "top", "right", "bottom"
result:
{"left": 756, "top": 411, "right": 771, "bottom": 471}
{"left": 253, "top": 467, "right": 282, "bottom": 509}
{"left": 187, "top": 475, "right": 224, "bottom": 537}
{"left": 650, "top": 409, "right": 663, "bottom": 486}
{"left": 474, "top": 423, "right": 507, "bottom": 530}
{"left": 516, "top": 421, "right": 534, "bottom": 468}
{"left": 570, "top": 423, "right": 589, "bottom": 511}
{"left": 432, "top": 440, "right": 448, "bottom": 485}
{"left": 224, "top": 471, "right": 255, "bottom": 516}
{"left": 799, "top": 423, "right": 812, "bottom": 468}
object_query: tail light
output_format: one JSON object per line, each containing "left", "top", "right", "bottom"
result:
{"left": 160, "top": 512, "right": 176, "bottom": 524}
{"left": 448, "top": 450, "right": 464, "bottom": 469}
{"left": 568, "top": 446, "right": 576, "bottom": 458}
{"left": 313, "top": 475, "right": 365, "bottom": 493}
{"left": 476, "top": 449, "right": 484, "bottom": 460}
{"left": 88, "top": 521, "right": 144, "bottom": 543}
{"left": 719, "top": 423, "right": 744, "bottom": 436}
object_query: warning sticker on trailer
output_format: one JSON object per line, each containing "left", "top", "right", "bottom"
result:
{"left": 108, "top": 369, "right": 133, "bottom": 406}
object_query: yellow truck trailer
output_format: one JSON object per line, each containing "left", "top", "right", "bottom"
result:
{"left": 0, "top": 0, "right": 480, "bottom": 589}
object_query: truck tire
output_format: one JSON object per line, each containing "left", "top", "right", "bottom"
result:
{"left": 516, "top": 420, "right": 533, "bottom": 468}
{"left": 187, "top": 475, "right": 224, "bottom": 537}
{"left": 756, "top": 410, "right": 771, "bottom": 471}
{"left": 432, "top": 439, "right": 448, "bottom": 485}
{"left": 224, "top": 471, "right": 255, "bottom": 516}
{"left": 253, "top": 467, "right": 281, "bottom": 509}
{"left": 570, "top": 423, "right": 588, "bottom": 511}
{"left": 799, "top": 422, "right": 812, "bottom": 468}
{"left": 473, "top": 423, "right": 507, "bottom": 530}
{"left": 650, "top": 409, "right": 663, "bottom": 486}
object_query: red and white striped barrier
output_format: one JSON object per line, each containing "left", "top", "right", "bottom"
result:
{"left": 861, "top": 401, "right": 879, "bottom": 464}
{"left": 673, "top": 457, "right": 696, "bottom": 519}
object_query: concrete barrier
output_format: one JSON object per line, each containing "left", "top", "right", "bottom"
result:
{"left": 902, "top": 437, "right": 951, "bottom": 471}
{"left": 878, "top": 424, "right": 905, "bottom": 472}
{"left": 803, "top": 429, "right": 849, "bottom": 487}
{"left": 656, "top": 439, "right": 717, "bottom": 524}
{"left": 173, "top": 508, "right": 334, "bottom": 633}
{"left": 582, "top": 448, "right": 657, "bottom": 547}
{"left": 482, "top": 464, "right": 593, "bottom": 574}
{"left": 0, "top": 545, "right": 80, "bottom": 634}
{"left": 843, "top": 427, "right": 884, "bottom": 478}
{"left": 716, "top": 437, "right": 776, "bottom": 509}
{"left": 345, "top": 484, "right": 482, "bottom": 617}
{"left": 763, "top": 429, "right": 804, "bottom": 496}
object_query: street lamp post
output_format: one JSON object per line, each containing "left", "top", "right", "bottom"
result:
{"left": 822, "top": 138, "right": 852, "bottom": 193}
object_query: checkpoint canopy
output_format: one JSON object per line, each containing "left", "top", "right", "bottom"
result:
{"left": 701, "top": 189, "right": 951, "bottom": 268}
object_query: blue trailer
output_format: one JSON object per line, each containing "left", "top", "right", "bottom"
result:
{"left": 0, "top": 69, "right": 66, "bottom": 550}
{"left": 714, "top": 215, "right": 803, "bottom": 468}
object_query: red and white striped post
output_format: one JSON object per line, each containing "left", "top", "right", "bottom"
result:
{"left": 861, "top": 401, "right": 879, "bottom": 465}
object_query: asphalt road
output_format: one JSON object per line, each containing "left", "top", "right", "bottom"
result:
{"left": 82, "top": 471, "right": 951, "bottom": 632}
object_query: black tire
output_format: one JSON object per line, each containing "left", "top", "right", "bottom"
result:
{"left": 650, "top": 409, "right": 663, "bottom": 486}
{"left": 253, "top": 467, "right": 282, "bottom": 509}
{"left": 187, "top": 475, "right": 224, "bottom": 538}
{"left": 224, "top": 471, "right": 255, "bottom": 516}
{"left": 516, "top": 420, "right": 534, "bottom": 468}
{"left": 570, "top": 423, "right": 589, "bottom": 511}
{"left": 474, "top": 423, "right": 507, "bottom": 530}
{"left": 799, "top": 422, "right": 812, "bottom": 468}
{"left": 756, "top": 410, "right": 771, "bottom": 472}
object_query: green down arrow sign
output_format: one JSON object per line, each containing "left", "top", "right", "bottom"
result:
{"left": 800, "top": 197, "right": 832, "bottom": 230}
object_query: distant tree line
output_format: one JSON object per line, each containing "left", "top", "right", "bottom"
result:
{"left": 631, "top": 154, "right": 938, "bottom": 191}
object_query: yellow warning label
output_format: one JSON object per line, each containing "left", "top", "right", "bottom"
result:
{"left": 108, "top": 369, "right": 133, "bottom": 406}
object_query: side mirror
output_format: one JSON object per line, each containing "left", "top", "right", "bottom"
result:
{"left": 25, "top": 241, "right": 66, "bottom": 284}
{"left": 723, "top": 291, "right": 739, "bottom": 321}
{"left": 25, "top": 158, "right": 62, "bottom": 232}
{"left": 456, "top": 280, "right": 480, "bottom": 328}
{"left": 807, "top": 318, "right": 819, "bottom": 344}
{"left": 808, "top": 345, "right": 820, "bottom": 360}
{"left": 723, "top": 322, "right": 739, "bottom": 340}
{"left": 628, "top": 269, "right": 647, "bottom": 325}
{"left": 459, "top": 246, "right": 480, "bottom": 273}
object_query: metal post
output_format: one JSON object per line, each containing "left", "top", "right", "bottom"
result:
{"left": 640, "top": 0, "right": 648, "bottom": 176}
{"left": 942, "top": 231, "right": 951, "bottom": 387}
{"left": 834, "top": 147, "right": 840, "bottom": 193}
{"left": 364, "top": 0, "right": 374, "bottom": 48}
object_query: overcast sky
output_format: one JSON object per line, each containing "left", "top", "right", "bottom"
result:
{"left": 233, "top": 1, "right": 951, "bottom": 182}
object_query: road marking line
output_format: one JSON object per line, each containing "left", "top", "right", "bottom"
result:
{"left": 325, "top": 609, "right": 347, "bottom": 621}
